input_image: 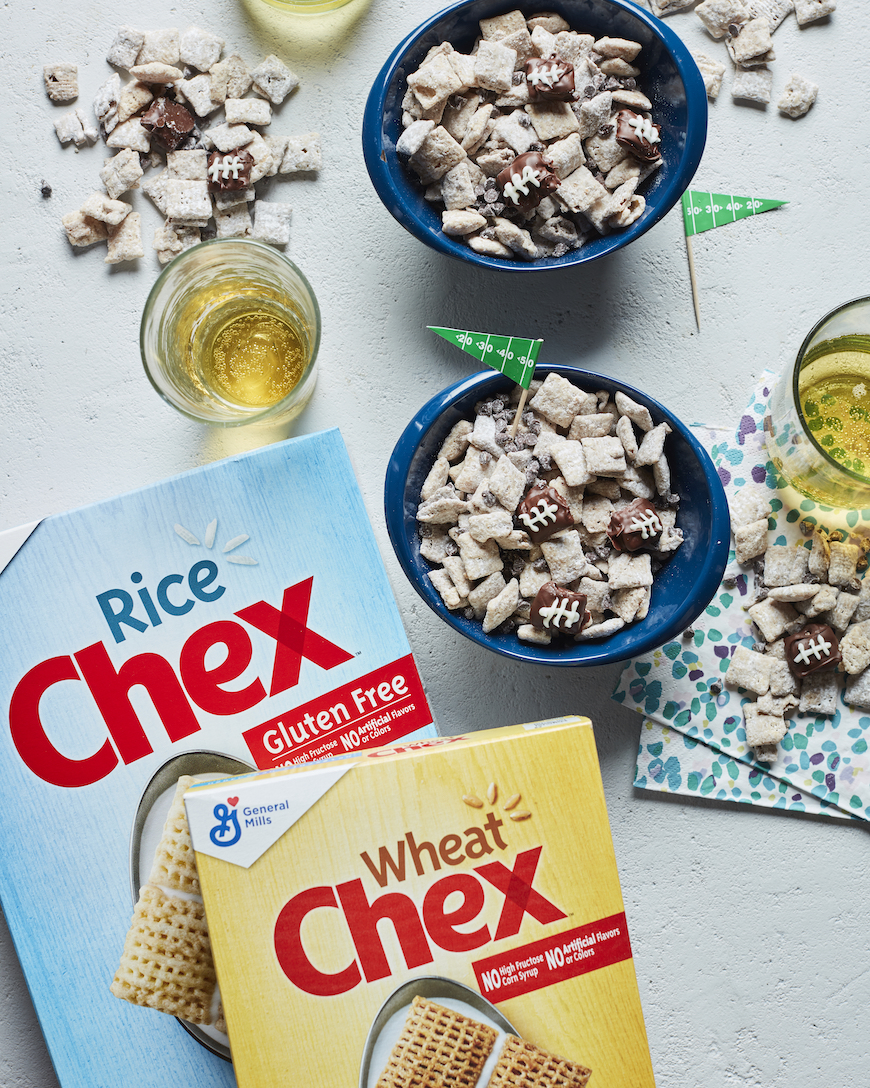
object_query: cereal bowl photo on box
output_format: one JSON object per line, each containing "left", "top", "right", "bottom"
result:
{"left": 385, "top": 366, "right": 731, "bottom": 666}
{"left": 362, "top": 0, "right": 707, "bottom": 271}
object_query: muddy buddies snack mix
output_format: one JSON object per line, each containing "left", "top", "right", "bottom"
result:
{"left": 726, "top": 504, "right": 870, "bottom": 764}
{"left": 397, "top": 10, "right": 663, "bottom": 261}
{"left": 54, "top": 25, "right": 321, "bottom": 264}
{"left": 415, "top": 372, "right": 684, "bottom": 645}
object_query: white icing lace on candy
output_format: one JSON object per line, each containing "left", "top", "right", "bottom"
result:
{"left": 794, "top": 635, "right": 833, "bottom": 665}
{"left": 628, "top": 510, "right": 663, "bottom": 538}
{"left": 208, "top": 154, "right": 245, "bottom": 181}
{"left": 528, "top": 61, "right": 563, "bottom": 88}
{"left": 627, "top": 115, "right": 660, "bottom": 145}
{"left": 503, "top": 164, "right": 542, "bottom": 205}
{"left": 538, "top": 597, "right": 582, "bottom": 630}
{"left": 519, "top": 497, "right": 558, "bottom": 529}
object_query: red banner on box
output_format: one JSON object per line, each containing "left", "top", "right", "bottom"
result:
{"left": 472, "top": 912, "right": 632, "bottom": 1002}
{"left": 242, "top": 653, "right": 432, "bottom": 768}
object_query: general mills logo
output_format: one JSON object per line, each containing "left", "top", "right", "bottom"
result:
{"left": 210, "top": 797, "right": 242, "bottom": 847}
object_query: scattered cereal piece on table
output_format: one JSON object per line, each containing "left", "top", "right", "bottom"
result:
{"left": 178, "top": 25, "right": 224, "bottom": 71}
{"left": 748, "top": 0, "right": 794, "bottom": 31}
{"left": 137, "top": 28, "right": 181, "bottom": 68}
{"left": 691, "top": 52, "right": 726, "bottom": 99}
{"left": 105, "top": 211, "right": 144, "bottom": 263}
{"left": 93, "top": 74, "right": 121, "bottom": 134}
{"left": 225, "top": 98, "right": 272, "bottom": 126}
{"left": 61, "top": 211, "right": 109, "bottom": 247}
{"left": 106, "top": 26, "right": 146, "bottom": 70}
{"left": 732, "top": 66, "right": 774, "bottom": 104}
{"left": 79, "top": 192, "right": 132, "bottom": 226}
{"left": 100, "top": 148, "right": 144, "bottom": 199}
{"left": 250, "top": 54, "right": 299, "bottom": 105}
{"left": 793, "top": 0, "right": 835, "bottom": 25}
{"left": 777, "top": 73, "right": 819, "bottom": 118}
{"left": 44, "top": 63, "right": 78, "bottom": 102}
{"left": 251, "top": 202, "right": 292, "bottom": 246}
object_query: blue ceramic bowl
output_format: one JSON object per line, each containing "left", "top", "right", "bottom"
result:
{"left": 363, "top": 0, "right": 707, "bottom": 272}
{"left": 385, "top": 366, "right": 731, "bottom": 666}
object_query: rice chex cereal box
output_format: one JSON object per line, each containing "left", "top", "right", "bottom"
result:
{"left": 186, "top": 716, "right": 656, "bottom": 1088}
{"left": 0, "top": 428, "right": 435, "bottom": 1088}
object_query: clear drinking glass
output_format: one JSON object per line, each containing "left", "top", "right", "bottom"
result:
{"left": 141, "top": 239, "right": 320, "bottom": 426}
{"left": 766, "top": 296, "right": 870, "bottom": 509}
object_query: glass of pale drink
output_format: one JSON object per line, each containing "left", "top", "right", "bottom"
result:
{"left": 141, "top": 239, "right": 320, "bottom": 426}
{"left": 766, "top": 297, "right": 870, "bottom": 509}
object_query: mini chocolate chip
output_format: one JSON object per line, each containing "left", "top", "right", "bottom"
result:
{"left": 40, "top": 181, "right": 52, "bottom": 198}
{"left": 463, "top": 607, "right": 475, "bottom": 620}
{"left": 709, "top": 681, "right": 722, "bottom": 695}
{"left": 482, "top": 490, "right": 497, "bottom": 507}
{"left": 722, "top": 576, "right": 737, "bottom": 589}
{"left": 533, "top": 558, "right": 548, "bottom": 571}
{"left": 479, "top": 450, "right": 492, "bottom": 465}
{"left": 484, "top": 190, "right": 499, "bottom": 204}
{"left": 445, "top": 540, "right": 459, "bottom": 556}
{"left": 682, "top": 627, "right": 695, "bottom": 638}
{"left": 599, "top": 124, "right": 614, "bottom": 137}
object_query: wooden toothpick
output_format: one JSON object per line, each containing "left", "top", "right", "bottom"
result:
{"left": 509, "top": 386, "right": 530, "bottom": 437}
{"left": 685, "top": 233, "right": 701, "bottom": 331}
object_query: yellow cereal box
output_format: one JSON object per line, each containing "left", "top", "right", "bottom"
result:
{"left": 185, "top": 717, "right": 656, "bottom": 1087}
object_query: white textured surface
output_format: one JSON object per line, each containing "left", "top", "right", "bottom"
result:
{"left": 2, "top": 1, "right": 869, "bottom": 1086}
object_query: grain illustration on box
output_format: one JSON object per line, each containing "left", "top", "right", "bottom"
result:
{"left": 185, "top": 717, "right": 657, "bottom": 1087}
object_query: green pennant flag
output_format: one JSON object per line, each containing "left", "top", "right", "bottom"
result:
{"left": 427, "top": 327, "right": 542, "bottom": 389}
{"left": 681, "top": 191, "right": 788, "bottom": 237}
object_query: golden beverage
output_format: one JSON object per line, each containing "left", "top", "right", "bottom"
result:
{"left": 193, "top": 299, "right": 307, "bottom": 410}
{"left": 798, "top": 336, "right": 870, "bottom": 479}
{"left": 142, "top": 240, "right": 320, "bottom": 426}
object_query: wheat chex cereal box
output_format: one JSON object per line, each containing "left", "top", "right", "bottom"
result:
{"left": 186, "top": 716, "right": 656, "bottom": 1088}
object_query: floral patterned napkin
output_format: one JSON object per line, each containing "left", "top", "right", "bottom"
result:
{"left": 613, "top": 376, "right": 870, "bottom": 822}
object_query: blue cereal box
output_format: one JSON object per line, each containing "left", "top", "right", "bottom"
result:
{"left": 0, "top": 429, "right": 435, "bottom": 1088}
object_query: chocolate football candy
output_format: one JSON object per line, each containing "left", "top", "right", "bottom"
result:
{"left": 207, "top": 149, "right": 254, "bottom": 191}
{"left": 784, "top": 624, "right": 841, "bottom": 678}
{"left": 530, "top": 582, "right": 589, "bottom": 635}
{"left": 497, "top": 152, "right": 561, "bottom": 213}
{"left": 140, "top": 98, "right": 195, "bottom": 150}
{"left": 524, "top": 58, "right": 575, "bottom": 101}
{"left": 516, "top": 484, "right": 573, "bottom": 543}
{"left": 607, "top": 498, "right": 663, "bottom": 552}
{"left": 614, "top": 109, "right": 661, "bottom": 163}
